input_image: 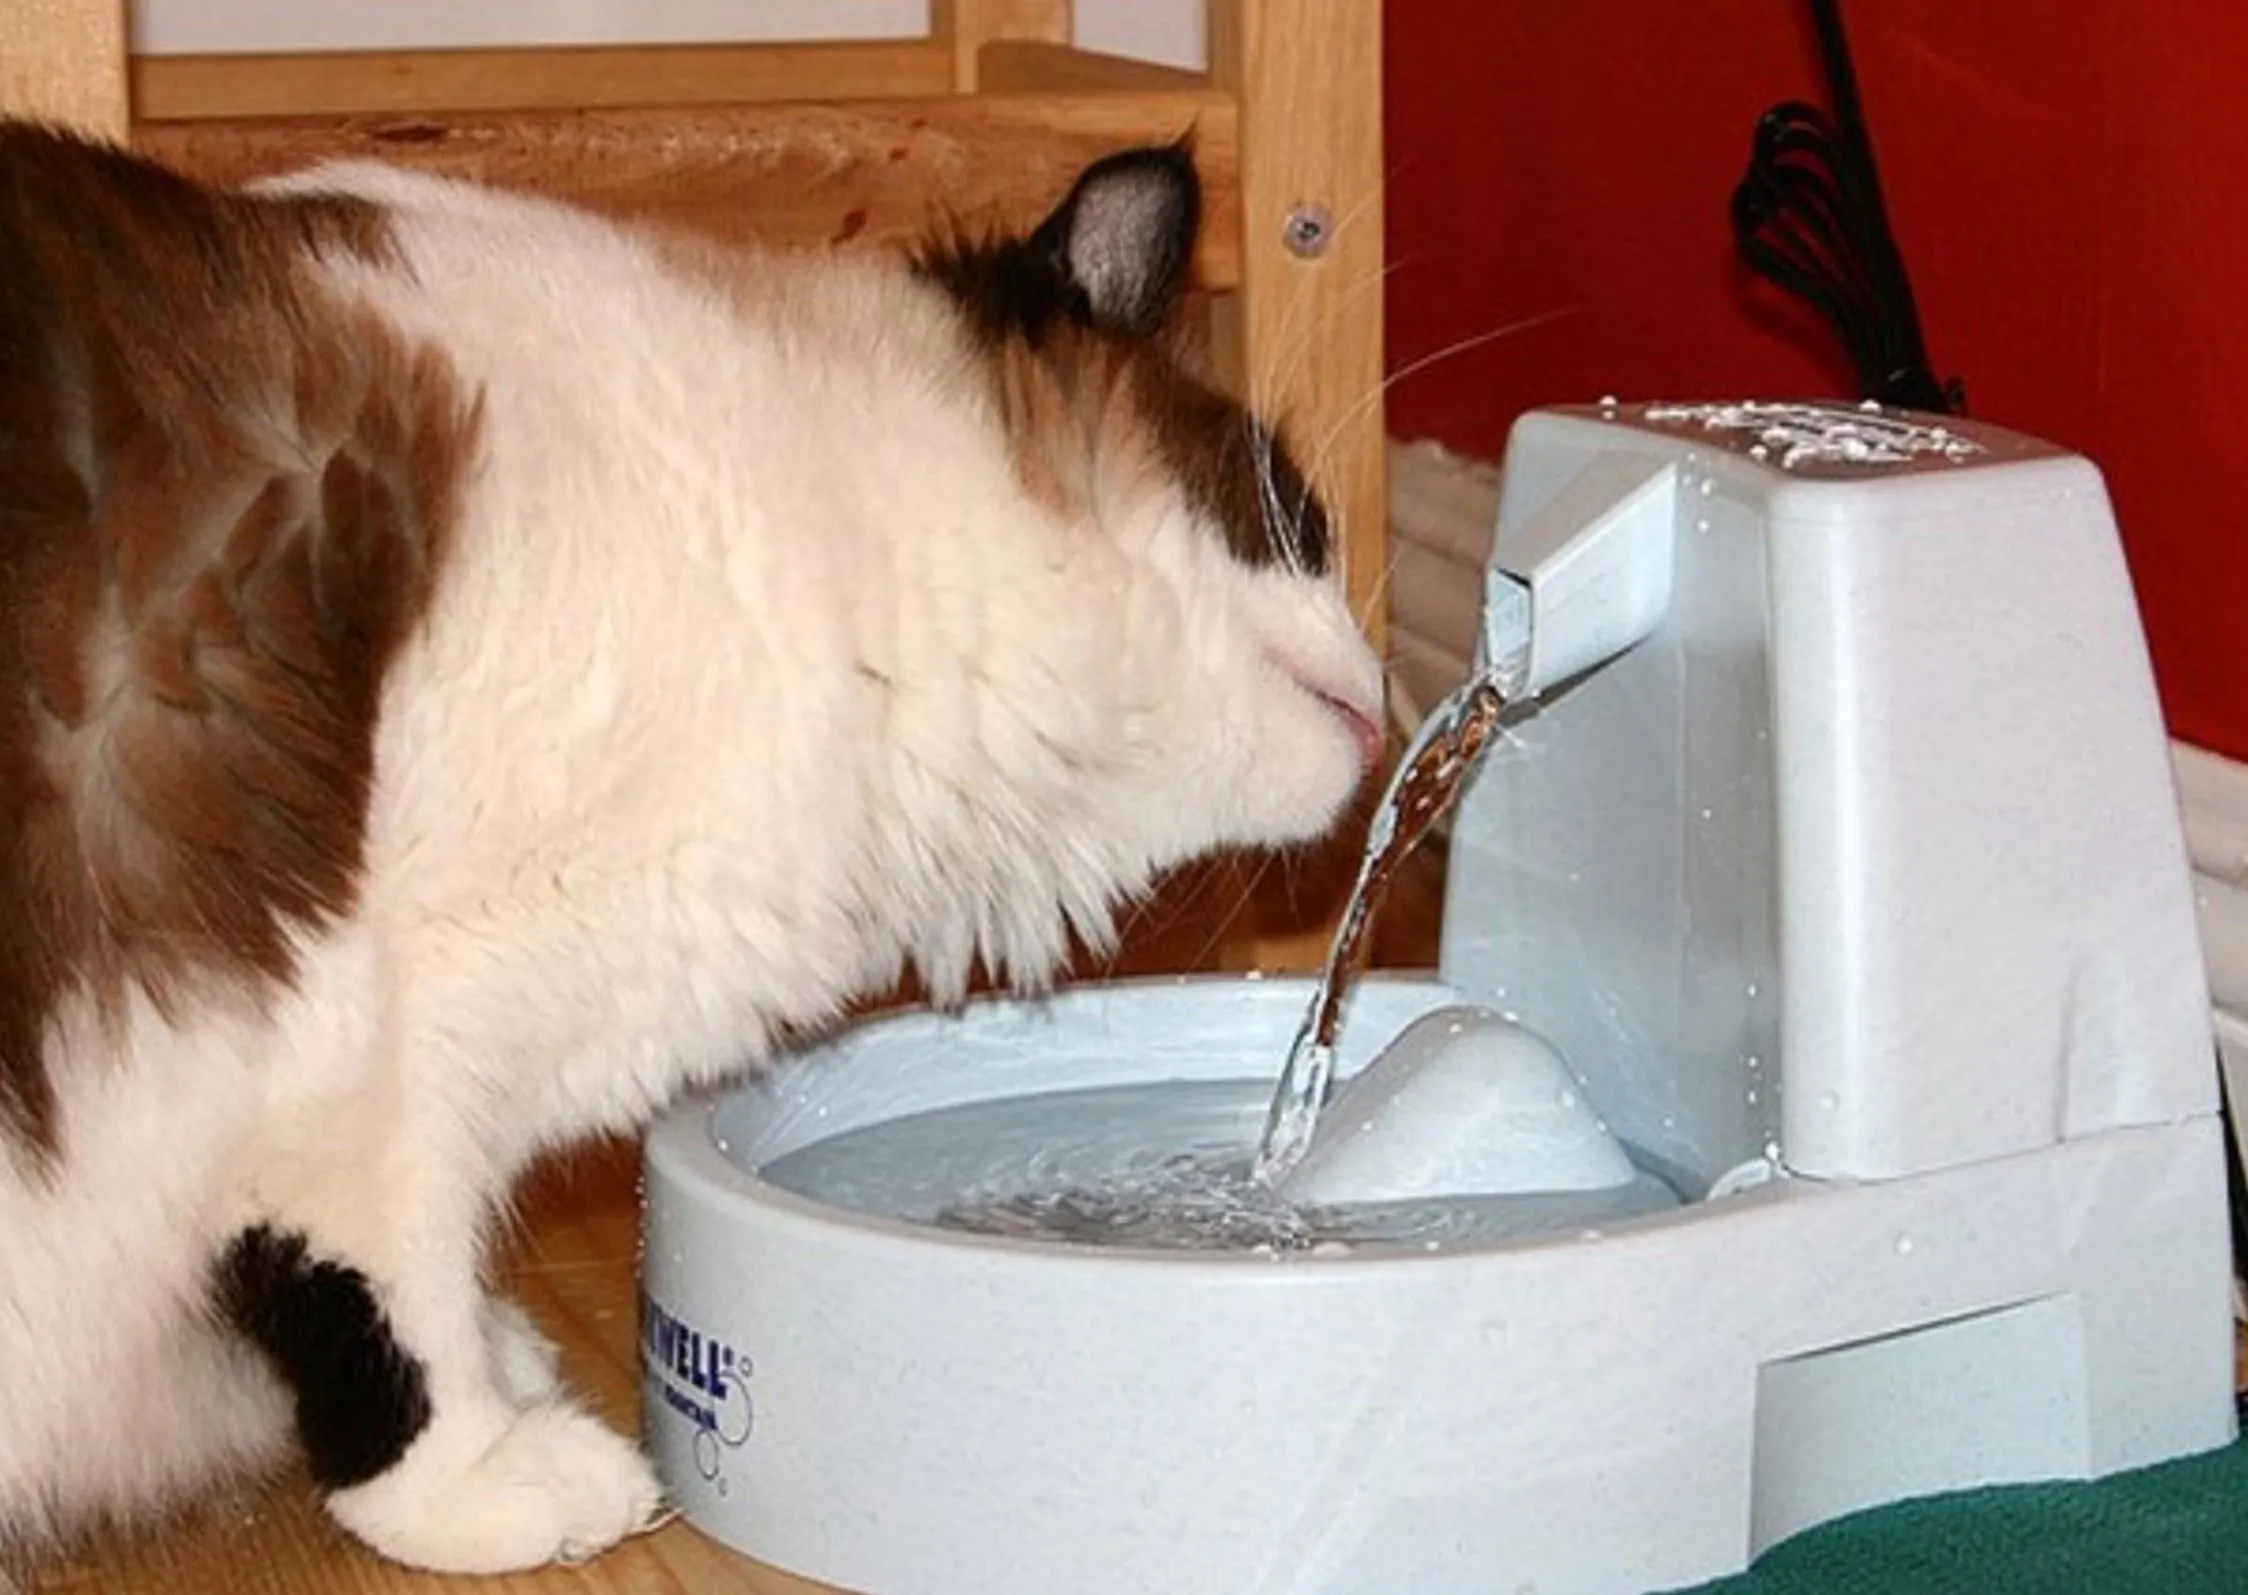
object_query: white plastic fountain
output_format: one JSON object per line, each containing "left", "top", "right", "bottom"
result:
{"left": 639, "top": 399, "right": 2238, "bottom": 1595}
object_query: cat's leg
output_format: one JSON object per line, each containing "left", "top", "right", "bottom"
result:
{"left": 220, "top": 1165, "right": 661, "bottom": 1573}
{"left": 482, "top": 1294, "right": 564, "bottom": 1406}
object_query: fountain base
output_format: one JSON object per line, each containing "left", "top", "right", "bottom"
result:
{"left": 640, "top": 975, "right": 2233, "bottom": 1595}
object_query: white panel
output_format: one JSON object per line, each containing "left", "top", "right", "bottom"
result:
{"left": 131, "top": 1, "right": 932, "bottom": 56}
{"left": 130, "top": 0, "right": 1207, "bottom": 62}
{"left": 1076, "top": 0, "right": 1206, "bottom": 69}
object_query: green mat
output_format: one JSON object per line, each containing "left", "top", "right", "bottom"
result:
{"left": 1673, "top": 1425, "right": 2248, "bottom": 1594}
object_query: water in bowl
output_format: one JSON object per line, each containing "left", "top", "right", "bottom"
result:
{"left": 754, "top": 1078, "right": 1682, "bottom": 1256}
{"left": 755, "top": 667, "right": 1588, "bottom": 1258}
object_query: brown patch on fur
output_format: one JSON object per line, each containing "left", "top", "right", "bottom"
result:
{"left": 943, "top": 308, "right": 1332, "bottom": 576}
{"left": 914, "top": 201, "right": 1332, "bottom": 573}
{"left": 1134, "top": 348, "right": 1331, "bottom": 575}
{"left": 0, "top": 122, "right": 480, "bottom": 1158}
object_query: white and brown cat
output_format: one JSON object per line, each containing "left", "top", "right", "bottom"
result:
{"left": 0, "top": 122, "right": 1381, "bottom": 1577}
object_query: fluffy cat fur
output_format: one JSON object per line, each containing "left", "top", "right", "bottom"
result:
{"left": 0, "top": 122, "right": 1382, "bottom": 1576}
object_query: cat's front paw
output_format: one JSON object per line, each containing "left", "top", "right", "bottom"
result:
{"left": 327, "top": 1399, "right": 665, "bottom": 1573}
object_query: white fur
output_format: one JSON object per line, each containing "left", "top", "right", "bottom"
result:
{"left": 0, "top": 164, "right": 1381, "bottom": 1572}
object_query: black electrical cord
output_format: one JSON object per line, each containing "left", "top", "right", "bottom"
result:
{"left": 1732, "top": 0, "right": 1965, "bottom": 415}
{"left": 2222, "top": 1060, "right": 2248, "bottom": 1318}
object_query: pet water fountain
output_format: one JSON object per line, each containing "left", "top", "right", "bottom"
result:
{"left": 640, "top": 400, "right": 2238, "bottom": 1595}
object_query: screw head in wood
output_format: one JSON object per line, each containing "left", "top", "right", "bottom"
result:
{"left": 1283, "top": 203, "right": 1334, "bottom": 259}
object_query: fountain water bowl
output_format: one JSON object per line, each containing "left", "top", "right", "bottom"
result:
{"left": 641, "top": 401, "right": 2237, "bottom": 1595}
{"left": 1275, "top": 1005, "right": 1634, "bottom": 1204}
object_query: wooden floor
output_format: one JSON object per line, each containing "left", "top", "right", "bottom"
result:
{"left": 27, "top": 842, "right": 2248, "bottom": 1594}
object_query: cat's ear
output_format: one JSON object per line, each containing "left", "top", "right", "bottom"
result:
{"left": 1029, "top": 142, "right": 1200, "bottom": 338}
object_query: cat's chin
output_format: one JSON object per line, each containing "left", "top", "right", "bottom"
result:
{"left": 1214, "top": 724, "right": 1376, "bottom": 857}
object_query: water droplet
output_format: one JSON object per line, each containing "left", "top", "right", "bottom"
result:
{"left": 1695, "top": 517, "right": 1711, "bottom": 534}
{"left": 1578, "top": 1229, "right": 1604, "bottom": 1242}
{"left": 1894, "top": 1233, "right": 1915, "bottom": 1256}
{"left": 1698, "top": 478, "right": 1715, "bottom": 497}
{"left": 1746, "top": 1054, "right": 1762, "bottom": 1071}
{"left": 1749, "top": 443, "right": 1770, "bottom": 461}
{"left": 1763, "top": 1140, "right": 1782, "bottom": 1163}
{"left": 1820, "top": 1091, "right": 1840, "bottom": 1112}
{"left": 1501, "top": 1009, "right": 1521, "bottom": 1024}
{"left": 1661, "top": 1115, "right": 1678, "bottom": 1131}
{"left": 1244, "top": 969, "right": 1265, "bottom": 982}
{"left": 1558, "top": 1089, "right": 1577, "bottom": 1108}
{"left": 1745, "top": 980, "right": 1760, "bottom": 998}
{"left": 1746, "top": 1087, "right": 1760, "bottom": 1105}
{"left": 1599, "top": 394, "right": 1619, "bottom": 407}
{"left": 1699, "top": 806, "right": 1714, "bottom": 821}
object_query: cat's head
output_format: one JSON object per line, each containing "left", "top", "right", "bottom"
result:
{"left": 914, "top": 144, "right": 1384, "bottom": 868}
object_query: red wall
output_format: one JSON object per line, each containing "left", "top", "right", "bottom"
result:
{"left": 1385, "top": 2, "right": 2248, "bottom": 759}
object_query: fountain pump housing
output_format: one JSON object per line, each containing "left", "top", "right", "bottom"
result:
{"left": 639, "top": 400, "right": 2237, "bottom": 1595}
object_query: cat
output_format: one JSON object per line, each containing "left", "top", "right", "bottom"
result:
{"left": 0, "top": 121, "right": 1383, "bottom": 1577}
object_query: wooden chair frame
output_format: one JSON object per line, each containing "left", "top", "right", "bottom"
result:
{"left": 0, "top": 1, "right": 1386, "bottom": 970}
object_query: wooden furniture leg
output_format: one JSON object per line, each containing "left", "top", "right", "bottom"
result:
{"left": 0, "top": 0, "right": 128, "bottom": 135}
{"left": 1210, "top": 0, "right": 1390, "bottom": 971}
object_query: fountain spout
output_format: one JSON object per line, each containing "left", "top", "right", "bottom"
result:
{"left": 1479, "top": 449, "right": 1680, "bottom": 700}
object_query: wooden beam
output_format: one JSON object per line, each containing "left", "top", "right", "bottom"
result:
{"left": 975, "top": 41, "right": 1208, "bottom": 94}
{"left": 129, "top": 41, "right": 956, "bottom": 122}
{"left": 0, "top": 0, "right": 128, "bottom": 136}
{"left": 932, "top": 0, "right": 1071, "bottom": 92}
{"left": 1207, "top": 0, "right": 1389, "bottom": 973}
{"left": 1209, "top": 0, "right": 1385, "bottom": 645}
{"left": 134, "top": 91, "right": 1241, "bottom": 288}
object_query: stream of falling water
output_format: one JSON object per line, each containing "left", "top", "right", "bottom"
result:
{"left": 757, "top": 668, "right": 1547, "bottom": 1255}
{"left": 1251, "top": 670, "right": 1510, "bottom": 1185}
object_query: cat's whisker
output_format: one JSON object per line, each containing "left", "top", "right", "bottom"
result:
{"left": 1255, "top": 248, "right": 1433, "bottom": 477}
{"left": 1298, "top": 305, "right": 1584, "bottom": 541}
{"left": 1183, "top": 855, "right": 1277, "bottom": 971}
{"left": 1230, "top": 176, "right": 1420, "bottom": 573}
{"left": 1248, "top": 254, "right": 1421, "bottom": 576}
{"left": 1250, "top": 180, "right": 1393, "bottom": 426}
{"left": 1243, "top": 248, "right": 1448, "bottom": 563}
{"left": 1296, "top": 305, "right": 1584, "bottom": 623}
{"left": 1099, "top": 883, "right": 1186, "bottom": 973}
{"left": 1097, "top": 857, "right": 1251, "bottom": 979}
{"left": 1258, "top": 253, "right": 1411, "bottom": 483}
{"left": 1248, "top": 421, "right": 1295, "bottom": 575}
{"left": 1352, "top": 540, "right": 1418, "bottom": 640}
{"left": 1238, "top": 199, "right": 1407, "bottom": 481}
